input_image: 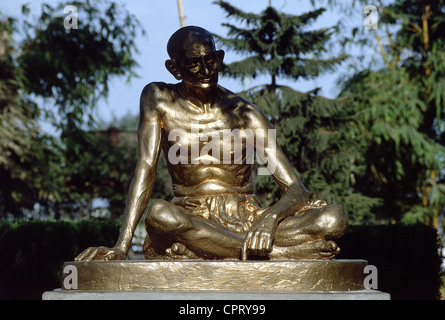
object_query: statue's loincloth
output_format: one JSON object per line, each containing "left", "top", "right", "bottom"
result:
{"left": 171, "top": 194, "right": 329, "bottom": 234}
{"left": 172, "top": 193, "right": 266, "bottom": 234}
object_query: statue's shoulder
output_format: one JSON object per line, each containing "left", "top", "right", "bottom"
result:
{"left": 218, "top": 85, "right": 256, "bottom": 110}
{"left": 140, "top": 82, "right": 179, "bottom": 115}
{"left": 218, "top": 86, "right": 269, "bottom": 122}
{"left": 141, "top": 81, "right": 176, "bottom": 98}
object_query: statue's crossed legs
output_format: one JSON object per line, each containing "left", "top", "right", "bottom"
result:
{"left": 143, "top": 194, "right": 348, "bottom": 260}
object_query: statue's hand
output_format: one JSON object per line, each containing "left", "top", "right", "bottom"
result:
{"left": 75, "top": 246, "right": 127, "bottom": 262}
{"left": 241, "top": 214, "right": 277, "bottom": 260}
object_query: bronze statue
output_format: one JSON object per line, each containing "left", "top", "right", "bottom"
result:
{"left": 75, "top": 26, "right": 348, "bottom": 262}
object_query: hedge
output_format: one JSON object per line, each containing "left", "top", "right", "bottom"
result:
{"left": 0, "top": 220, "right": 119, "bottom": 300}
{"left": 0, "top": 221, "right": 442, "bottom": 300}
{"left": 337, "top": 224, "right": 443, "bottom": 300}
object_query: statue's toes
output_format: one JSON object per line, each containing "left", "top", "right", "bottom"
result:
{"left": 169, "top": 242, "right": 199, "bottom": 259}
{"left": 325, "top": 240, "right": 338, "bottom": 252}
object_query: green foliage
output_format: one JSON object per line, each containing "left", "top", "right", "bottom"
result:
{"left": 337, "top": 224, "right": 443, "bottom": 300}
{"left": 385, "top": 0, "right": 445, "bottom": 62}
{"left": 19, "top": 0, "right": 143, "bottom": 131}
{"left": 339, "top": 66, "right": 445, "bottom": 220}
{"left": 0, "top": 220, "right": 119, "bottom": 299}
{"left": 333, "top": 1, "right": 445, "bottom": 224}
{"left": 0, "top": 18, "right": 39, "bottom": 169}
{"left": 0, "top": 134, "right": 67, "bottom": 218}
{"left": 213, "top": 1, "right": 346, "bottom": 85}
{"left": 0, "top": 1, "right": 145, "bottom": 219}
{"left": 0, "top": 17, "right": 62, "bottom": 217}
{"left": 45, "top": 130, "right": 138, "bottom": 220}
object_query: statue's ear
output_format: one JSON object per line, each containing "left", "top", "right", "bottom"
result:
{"left": 165, "top": 59, "right": 182, "bottom": 80}
{"left": 216, "top": 49, "right": 225, "bottom": 63}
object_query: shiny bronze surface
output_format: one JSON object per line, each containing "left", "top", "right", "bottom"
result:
{"left": 62, "top": 260, "right": 367, "bottom": 291}
{"left": 75, "top": 26, "right": 348, "bottom": 262}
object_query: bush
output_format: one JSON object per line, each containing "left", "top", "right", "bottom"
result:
{"left": 0, "top": 220, "right": 119, "bottom": 300}
{"left": 337, "top": 224, "right": 443, "bottom": 300}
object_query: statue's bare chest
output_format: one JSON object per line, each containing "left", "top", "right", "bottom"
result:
{"left": 160, "top": 100, "right": 253, "bottom": 165}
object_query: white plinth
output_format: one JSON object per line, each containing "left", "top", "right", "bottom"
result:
{"left": 43, "top": 288, "right": 390, "bottom": 300}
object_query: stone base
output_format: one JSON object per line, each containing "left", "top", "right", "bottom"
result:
{"left": 43, "top": 259, "right": 390, "bottom": 300}
{"left": 59, "top": 259, "right": 368, "bottom": 292}
{"left": 43, "top": 289, "right": 390, "bottom": 300}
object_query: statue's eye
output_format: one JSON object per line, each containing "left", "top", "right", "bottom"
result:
{"left": 185, "top": 59, "right": 200, "bottom": 69}
{"left": 204, "top": 55, "right": 216, "bottom": 64}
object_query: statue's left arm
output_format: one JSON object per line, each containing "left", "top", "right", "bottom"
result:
{"left": 241, "top": 106, "right": 310, "bottom": 260}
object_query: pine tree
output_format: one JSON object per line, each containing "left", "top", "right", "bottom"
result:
{"left": 213, "top": 1, "right": 345, "bottom": 86}
{"left": 213, "top": 1, "right": 380, "bottom": 224}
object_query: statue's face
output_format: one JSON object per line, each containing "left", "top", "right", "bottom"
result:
{"left": 177, "top": 40, "right": 222, "bottom": 93}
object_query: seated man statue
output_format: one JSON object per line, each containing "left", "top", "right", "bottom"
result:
{"left": 76, "top": 26, "right": 348, "bottom": 262}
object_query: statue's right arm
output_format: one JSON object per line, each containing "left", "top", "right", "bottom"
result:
{"left": 113, "top": 83, "right": 163, "bottom": 253}
{"left": 75, "top": 83, "right": 163, "bottom": 261}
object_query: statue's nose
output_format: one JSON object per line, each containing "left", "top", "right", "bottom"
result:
{"left": 199, "top": 58, "right": 212, "bottom": 75}
{"left": 201, "top": 63, "right": 211, "bottom": 75}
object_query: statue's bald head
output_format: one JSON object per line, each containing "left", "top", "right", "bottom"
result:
{"left": 167, "top": 26, "right": 217, "bottom": 61}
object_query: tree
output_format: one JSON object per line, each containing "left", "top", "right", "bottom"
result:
{"left": 0, "top": 16, "right": 62, "bottom": 218}
{"left": 19, "top": 0, "right": 142, "bottom": 133}
{"left": 385, "top": 0, "right": 445, "bottom": 227}
{"left": 0, "top": 1, "right": 144, "bottom": 219}
{"left": 213, "top": 1, "right": 380, "bottom": 224}
{"left": 311, "top": 0, "right": 445, "bottom": 226}
{"left": 331, "top": 0, "right": 445, "bottom": 225}
{"left": 213, "top": 0, "right": 345, "bottom": 86}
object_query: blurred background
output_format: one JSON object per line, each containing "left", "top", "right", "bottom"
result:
{"left": 0, "top": 0, "right": 444, "bottom": 299}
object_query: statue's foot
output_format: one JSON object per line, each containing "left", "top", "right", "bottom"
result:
{"left": 165, "top": 243, "right": 200, "bottom": 259}
{"left": 270, "top": 239, "right": 340, "bottom": 260}
{"left": 143, "top": 233, "right": 197, "bottom": 260}
{"left": 144, "top": 237, "right": 200, "bottom": 260}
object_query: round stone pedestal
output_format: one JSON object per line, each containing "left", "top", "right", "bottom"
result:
{"left": 60, "top": 259, "right": 368, "bottom": 292}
